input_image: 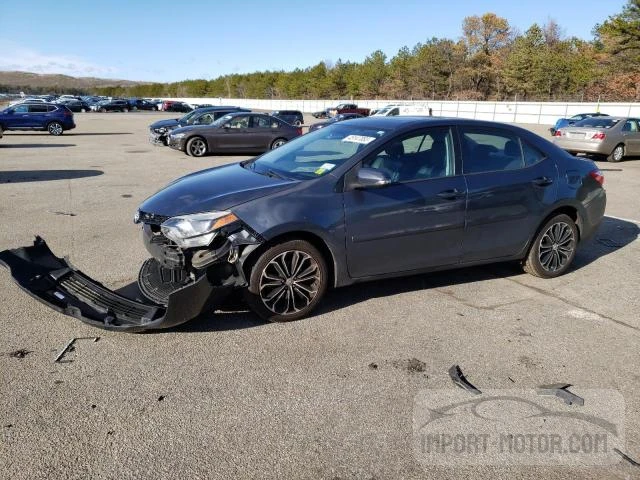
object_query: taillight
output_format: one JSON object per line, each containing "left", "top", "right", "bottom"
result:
{"left": 554, "top": 130, "right": 563, "bottom": 136}
{"left": 591, "top": 132, "right": 606, "bottom": 140}
{"left": 589, "top": 169, "right": 604, "bottom": 186}
{"left": 296, "top": 127, "right": 303, "bottom": 136}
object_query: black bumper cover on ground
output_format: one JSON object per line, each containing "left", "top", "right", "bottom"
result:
{"left": 0, "top": 237, "right": 231, "bottom": 332}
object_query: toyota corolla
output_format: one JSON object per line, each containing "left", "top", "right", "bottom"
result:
{"left": 0, "top": 117, "right": 606, "bottom": 332}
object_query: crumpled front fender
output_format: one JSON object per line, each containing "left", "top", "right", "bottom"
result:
{"left": 0, "top": 237, "right": 232, "bottom": 332}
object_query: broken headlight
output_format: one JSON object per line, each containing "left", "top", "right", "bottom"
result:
{"left": 160, "top": 211, "right": 238, "bottom": 248}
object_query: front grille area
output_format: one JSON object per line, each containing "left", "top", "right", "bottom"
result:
{"left": 60, "top": 273, "right": 157, "bottom": 322}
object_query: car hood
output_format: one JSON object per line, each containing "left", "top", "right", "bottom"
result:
{"left": 149, "top": 118, "right": 181, "bottom": 130}
{"left": 138, "top": 163, "right": 296, "bottom": 217}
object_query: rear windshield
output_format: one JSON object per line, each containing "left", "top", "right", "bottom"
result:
{"left": 573, "top": 118, "right": 620, "bottom": 129}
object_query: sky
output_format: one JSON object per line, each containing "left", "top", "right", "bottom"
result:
{"left": 0, "top": 0, "right": 629, "bottom": 82}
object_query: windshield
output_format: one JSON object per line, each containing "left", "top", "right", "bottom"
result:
{"left": 179, "top": 110, "right": 200, "bottom": 123}
{"left": 246, "top": 124, "right": 387, "bottom": 180}
{"left": 573, "top": 118, "right": 620, "bottom": 129}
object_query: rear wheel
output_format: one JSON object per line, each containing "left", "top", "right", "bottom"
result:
{"left": 523, "top": 214, "right": 578, "bottom": 278}
{"left": 47, "top": 121, "right": 63, "bottom": 136}
{"left": 122, "top": 108, "right": 129, "bottom": 113}
{"left": 607, "top": 144, "right": 624, "bottom": 162}
{"left": 271, "top": 138, "right": 287, "bottom": 149}
{"left": 100, "top": 107, "right": 107, "bottom": 113}
{"left": 243, "top": 240, "right": 328, "bottom": 322}
{"left": 186, "top": 136, "right": 207, "bottom": 157}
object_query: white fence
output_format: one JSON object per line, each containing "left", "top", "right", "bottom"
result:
{"left": 164, "top": 97, "right": 640, "bottom": 125}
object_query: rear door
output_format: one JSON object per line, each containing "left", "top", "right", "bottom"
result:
{"left": 459, "top": 126, "right": 558, "bottom": 262}
{"left": 251, "top": 115, "right": 281, "bottom": 150}
{"left": 27, "top": 104, "right": 49, "bottom": 127}
{"left": 344, "top": 126, "right": 467, "bottom": 277}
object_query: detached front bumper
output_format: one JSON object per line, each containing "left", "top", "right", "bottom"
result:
{"left": 0, "top": 237, "right": 231, "bottom": 332}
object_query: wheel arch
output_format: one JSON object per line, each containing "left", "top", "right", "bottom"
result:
{"left": 527, "top": 203, "right": 582, "bottom": 253}
{"left": 241, "top": 229, "right": 337, "bottom": 288}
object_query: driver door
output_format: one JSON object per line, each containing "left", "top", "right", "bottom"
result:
{"left": 343, "top": 127, "right": 467, "bottom": 278}
{"left": 218, "top": 114, "right": 250, "bottom": 151}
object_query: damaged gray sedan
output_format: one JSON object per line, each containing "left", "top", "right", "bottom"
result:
{"left": 0, "top": 117, "right": 606, "bottom": 332}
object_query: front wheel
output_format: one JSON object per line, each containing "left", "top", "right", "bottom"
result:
{"left": 523, "top": 214, "right": 578, "bottom": 278}
{"left": 607, "top": 144, "right": 624, "bottom": 162}
{"left": 271, "top": 138, "right": 287, "bottom": 149}
{"left": 47, "top": 122, "right": 63, "bottom": 136}
{"left": 186, "top": 136, "right": 207, "bottom": 157}
{"left": 243, "top": 240, "right": 328, "bottom": 322}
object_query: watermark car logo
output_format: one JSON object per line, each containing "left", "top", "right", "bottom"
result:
{"left": 413, "top": 389, "right": 624, "bottom": 466}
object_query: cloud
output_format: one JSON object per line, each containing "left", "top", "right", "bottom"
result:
{"left": 0, "top": 43, "right": 117, "bottom": 77}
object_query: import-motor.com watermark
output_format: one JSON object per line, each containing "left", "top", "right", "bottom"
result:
{"left": 413, "top": 389, "right": 625, "bottom": 466}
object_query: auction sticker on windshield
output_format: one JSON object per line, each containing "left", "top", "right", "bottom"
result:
{"left": 342, "top": 134, "right": 376, "bottom": 144}
{"left": 314, "top": 163, "right": 336, "bottom": 175}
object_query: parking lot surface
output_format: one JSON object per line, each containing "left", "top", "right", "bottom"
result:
{"left": 1, "top": 112, "right": 639, "bottom": 479}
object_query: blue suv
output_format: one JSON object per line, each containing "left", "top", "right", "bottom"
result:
{"left": 0, "top": 103, "right": 76, "bottom": 136}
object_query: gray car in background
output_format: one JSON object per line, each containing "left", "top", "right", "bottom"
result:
{"left": 167, "top": 112, "right": 302, "bottom": 156}
{"left": 553, "top": 117, "right": 640, "bottom": 162}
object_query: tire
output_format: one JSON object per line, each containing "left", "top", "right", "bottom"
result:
{"left": 100, "top": 107, "right": 107, "bottom": 113}
{"left": 47, "top": 121, "right": 63, "bottom": 136}
{"left": 132, "top": 106, "right": 138, "bottom": 111}
{"left": 122, "top": 108, "right": 129, "bottom": 113}
{"left": 0, "top": 125, "right": 3, "bottom": 139}
{"left": 523, "top": 214, "right": 578, "bottom": 278}
{"left": 80, "top": 108, "right": 86, "bottom": 113}
{"left": 607, "top": 143, "right": 624, "bottom": 162}
{"left": 243, "top": 240, "right": 328, "bottom": 322}
{"left": 271, "top": 138, "right": 287, "bottom": 149}
{"left": 186, "top": 136, "right": 207, "bottom": 157}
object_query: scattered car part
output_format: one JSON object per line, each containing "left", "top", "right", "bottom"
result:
{"left": 613, "top": 448, "right": 640, "bottom": 468}
{"left": 536, "top": 383, "right": 584, "bottom": 406}
{"left": 54, "top": 336, "right": 99, "bottom": 363}
{"left": 448, "top": 364, "right": 482, "bottom": 395}
{"left": 0, "top": 237, "right": 234, "bottom": 332}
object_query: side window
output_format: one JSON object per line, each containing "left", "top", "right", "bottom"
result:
{"left": 622, "top": 120, "right": 638, "bottom": 132}
{"left": 389, "top": 108, "right": 399, "bottom": 116}
{"left": 253, "top": 116, "right": 273, "bottom": 128}
{"left": 363, "top": 127, "right": 455, "bottom": 182}
{"left": 29, "top": 105, "right": 48, "bottom": 113}
{"left": 47, "top": 105, "right": 57, "bottom": 112}
{"left": 461, "top": 127, "right": 524, "bottom": 174}
{"left": 13, "top": 105, "right": 29, "bottom": 113}
{"left": 228, "top": 115, "right": 249, "bottom": 128}
{"left": 522, "top": 141, "right": 546, "bottom": 166}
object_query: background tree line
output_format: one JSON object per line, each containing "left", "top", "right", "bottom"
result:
{"left": 88, "top": 1, "right": 638, "bottom": 102}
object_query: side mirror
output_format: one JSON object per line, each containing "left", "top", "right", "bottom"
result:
{"left": 352, "top": 167, "right": 391, "bottom": 189}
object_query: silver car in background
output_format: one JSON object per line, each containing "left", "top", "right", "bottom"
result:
{"left": 553, "top": 117, "right": 640, "bottom": 162}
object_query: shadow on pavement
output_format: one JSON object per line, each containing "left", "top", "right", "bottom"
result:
{"left": 114, "top": 216, "right": 638, "bottom": 333}
{"left": 0, "top": 169, "right": 103, "bottom": 183}
{"left": 4, "top": 132, "right": 132, "bottom": 136}
{"left": 0, "top": 143, "right": 76, "bottom": 149}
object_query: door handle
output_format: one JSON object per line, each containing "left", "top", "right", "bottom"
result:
{"left": 532, "top": 176, "right": 553, "bottom": 187}
{"left": 437, "top": 188, "right": 466, "bottom": 200}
